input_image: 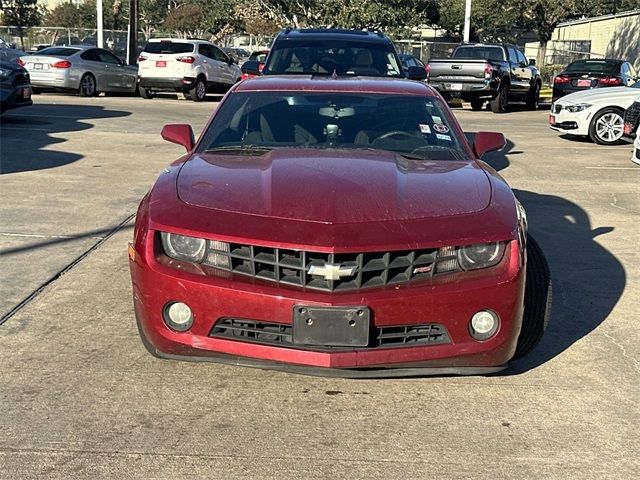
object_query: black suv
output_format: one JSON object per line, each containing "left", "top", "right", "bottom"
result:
{"left": 241, "top": 28, "right": 426, "bottom": 80}
{"left": 0, "top": 60, "right": 32, "bottom": 114}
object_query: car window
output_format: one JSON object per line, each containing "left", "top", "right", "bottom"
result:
{"left": 37, "top": 47, "right": 80, "bottom": 57}
{"left": 198, "top": 44, "right": 212, "bottom": 58}
{"left": 516, "top": 49, "right": 527, "bottom": 66}
{"left": 565, "top": 60, "right": 621, "bottom": 74}
{"left": 80, "top": 49, "right": 99, "bottom": 61}
{"left": 629, "top": 64, "right": 638, "bottom": 78}
{"left": 211, "top": 46, "right": 228, "bottom": 63}
{"left": 96, "top": 49, "right": 121, "bottom": 64}
{"left": 144, "top": 41, "right": 194, "bottom": 54}
{"left": 197, "top": 92, "right": 468, "bottom": 161}
{"left": 508, "top": 48, "right": 519, "bottom": 65}
{"left": 453, "top": 46, "right": 504, "bottom": 62}
{"left": 264, "top": 40, "right": 402, "bottom": 77}
{"left": 620, "top": 63, "right": 630, "bottom": 75}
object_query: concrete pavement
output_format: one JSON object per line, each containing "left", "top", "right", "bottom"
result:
{"left": 0, "top": 95, "right": 638, "bottom": 479}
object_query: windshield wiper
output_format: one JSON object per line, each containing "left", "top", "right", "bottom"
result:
{"left": 204, "top": 145, "right": 273, "bottom": 155}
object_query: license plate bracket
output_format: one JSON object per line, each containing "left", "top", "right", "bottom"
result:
{"left": 156, "top": 60, "right": 167, "bottom": 67}
{"left": 449, "top": 83, "right": 463, "bottom": 91}
{"left": 577, "top": 79, "right": 591, "bottom": 87}
{"left": 293, "top": 305, "right": 370, "bottom": 347}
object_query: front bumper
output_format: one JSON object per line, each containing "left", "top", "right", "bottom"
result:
{"left": 549, "top": 104, "right": 592, "bottom": 137}
{"left": 0, "top": 84, "right": 32, "bottom": 112}
{"left": 130, "top": 233, "right": 526, "bottom": 376}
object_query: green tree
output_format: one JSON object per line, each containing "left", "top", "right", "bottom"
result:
{"left": 43, "top": 1, "right": 82, "bottom": 28}
{"left": 139, "top": 0, "right": 169, "bottom": 39}
{"left": 0, "top": 0, "right": 43, "bottom": 50}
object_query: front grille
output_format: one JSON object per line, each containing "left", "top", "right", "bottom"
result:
{"left": 210, "top": 318, "right": 451, "bottom": 350}
{"left": 624, "top": 101, "right": 640, "bottom": 135}
{"left": 201, "top": 243, "right": 439, "bottom": 291}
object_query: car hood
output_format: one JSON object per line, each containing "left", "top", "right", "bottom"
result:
{"left": 558, "top": 86, "right": 640, "bottom": 106}
{"left": 176, "top": 148, "right": 491, "bottom": 224}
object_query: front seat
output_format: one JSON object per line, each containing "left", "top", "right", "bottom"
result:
{"left": 350, "top": 50, "right": 380, "bottom": 76}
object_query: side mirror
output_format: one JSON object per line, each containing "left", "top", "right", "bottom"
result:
{"left": 528, "top": 58, "right": 536, "bottom": 66}
{"left": 228, "top": 57, "right": 236, "bottom": 66}
{"left": 241, "top": 60, "right": 261, "bottom": 76}
{"left": 474, "top": 131, "right": 505, "bottom": 158}
{"left": 406, "top": 65, "right": 427, "bottom": 81}
{"left": 161, "top": 124, "right": 194, "bottom": 152}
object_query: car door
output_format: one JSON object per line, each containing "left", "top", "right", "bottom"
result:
{"left": 79, "top": 48, "right": 110, "bottom": 91}
{"left": 96, "top": 49, "right": 133, "bottom": 90}
{"left": 197, "top": 44, "right": 218, "bottom": 86}
{"left": 210, "top": 45, "right": 235, "bottom": 86}
{"left": 516, "top": 49, "right": 534, "bottom": 91}
{"left": 507, "top": 47, "right": 526, "bottom": 94}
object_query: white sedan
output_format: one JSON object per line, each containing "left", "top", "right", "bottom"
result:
{"left": 549, "top": 80, "right": 640, "bottom": 145}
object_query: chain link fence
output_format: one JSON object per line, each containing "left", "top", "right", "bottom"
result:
{"left": 394, "top": 40, "right": 459, "bottom": 63}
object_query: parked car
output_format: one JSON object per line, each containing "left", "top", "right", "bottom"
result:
{"left": 240, "top": 49, "right": 269, "bottom": 80}
{"left": 552, "top": 59, "right": 638, "bottom": 102}
{"left": 0, "top": 38, "right": 24, "bottom": 63}
{"left": 399, "top": 53, "right": 427, "bottom": 73}
{"left": 427, "top": 43, "right": 542, "bottom": 113}
{"left": 241, "top": 29, "right": 426, "bottom": 81}
{"left": 137, "top": 38, "right": 241, "bottom": 101}
{"left": 0, "top": 60, "right": 32, "bottom": 113}
{"left": 222, "top": 47, "right": 250, "bottom": 64}
{"left": 549, "top": 80, "right": 640, "bottom": 145}
{"left": 129, "top": 75, "right": 551, "bottom": 377}
{"left": 18, "top": 46, "right": 138, "bottom": 96}
{"left": 623, "top": 97, "right": 640, "bottom": 138}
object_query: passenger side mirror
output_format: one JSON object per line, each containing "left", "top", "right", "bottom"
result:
{"left": 406, "top": 65, "right": 427, "bottom": 81}
{"left": 473, "top": 131, "right": 506, "bottom": 158}
{"left": 161, "top": 124, "right": 195, "bottom": 152}
{"left": 528, "top": 58, "right": 536, "bottom": 66}
{"left": 241, "top": 60, "right": 261, "bottom": 76}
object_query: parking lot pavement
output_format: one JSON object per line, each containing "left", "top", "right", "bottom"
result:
{"left": 1, "top": 97, "right": 638, "bottom": 478}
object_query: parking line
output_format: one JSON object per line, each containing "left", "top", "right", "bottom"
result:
{"left": 585, "top": 166, "right": 639, "bottom": 170}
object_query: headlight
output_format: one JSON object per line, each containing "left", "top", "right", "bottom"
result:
{"left": 457, "top": 242, "right": 506, "bottom": 271}
{"left": 565, "top": 103, "right": 592, "bottom": 113}
{"left": 160, "top": 232, "right": 206, "bottom": 263}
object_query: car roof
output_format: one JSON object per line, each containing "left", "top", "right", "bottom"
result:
{"left": 147, "top": 38, "right": 210, "bottom": 44}
{"left": 276, "top": 28, "right": 391, "bottom": 43}
{"left": 568, "top": 58, "right": 623, "bottom": 64}
{"left": 235, "top": 75, "right": 437, "bottom": 96}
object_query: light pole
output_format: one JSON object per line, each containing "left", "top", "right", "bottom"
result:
{"left": 463, "top": 0, "right": 472, "bottom": 43}
{"left": 97, "top": 0, "right": 104, "bottom": 48}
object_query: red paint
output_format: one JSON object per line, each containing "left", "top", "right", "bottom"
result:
{"left": 130, "top": 76, "right": 526, "bottom": 373}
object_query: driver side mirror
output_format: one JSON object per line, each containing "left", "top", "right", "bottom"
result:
{"left": 161, "top": 124, "right": 195, "bottom": 152}
{"left": 228, "top": 57, "right": 236, "bottom": 66}
{"left": 474, "top": 131, "right": 506, "bottom": 158}
{"left": 241, "top": 60, "right": 261, "bottom": 76}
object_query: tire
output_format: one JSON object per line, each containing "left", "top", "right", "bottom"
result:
{"left": 189, "top": 77, "right": 206, "bottom": 102}
{"left": 470, "top": 99, "right": 484, "bottom": 111}
{"left": 139, "top": 86, "right": 154, "bottom": 99}
{"left": 78, "top": 73, "right": 97, "bottom": 97}
{"left": 588, "top": 107, "right": 625, "bottom": 145}
{"left": 526, "top": 82, "right": 540, "bottom": 110}
{"left": 512, "top": 234, "right": 552, "bottom": 360}
{"left": 490, "top": 83, "right": 509, "bottom": 113}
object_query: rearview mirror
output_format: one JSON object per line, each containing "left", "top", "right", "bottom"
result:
{"left": 406, "top": 65, "right": 427, "bottom": 81}
{"left": 161, "top": 124, "right": 194, "bottom": 152}
{"left": 474, "top": 131, "right": 505, "bottom": 158}
{"left": 241, "top": 60, "right": 261, "bottom": 76}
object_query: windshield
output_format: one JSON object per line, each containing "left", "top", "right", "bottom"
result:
{"left": 453, "top": 46, "right": 504, "bottom": 62}
{"left": 143, "top": 41, "right": 194, "bottom": 54}
{"left": 264, "top": 40, "right": 403, "bottom": 77}
{"left": 565, "top": 60, "right": 620, "bottom": 74}
{"left": 198, "top": 92, "right": 468, "bottom": 161}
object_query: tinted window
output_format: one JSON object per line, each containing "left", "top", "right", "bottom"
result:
{"left": 516, "top": 49, "right": 527, "bottom": 66}
{"left": 265, "top": 40, "right": 402, "bottom": 77}
{"left": 249, "top": 51, "right": 268, "bottom": 63}
{"left": 211, "top": 46, "right": 228, "bottom": 63}
{"left": 37, "top": 47, "right": 80, "bottom": 57}
{"left": 565, "top": 60, "right": 621, "bottom": 74}
{"left": 144, "top": 41, "right": 194, "bottom": 54}
{"left": 80, "top": 49, "right": 99, "bottom": 61}
{"left": 453, "top": 46, "right": 504, "bottom": 62}
{"left": 198, "top": 92, "right": 467, "bottom": 161}
{"left": 96, "top": 49, "right": 121, "bottom": 64}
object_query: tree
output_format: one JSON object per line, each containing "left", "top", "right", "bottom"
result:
{"left": 139, "top": 0, "right": 170, "bottom": 39}
{"left": 43, "top": 1, "right": 82, "bottom": 28}
{"left": 0, "top": 0, "right": 43, "bottom": 50}
{"left": 163, "top": 3, "right": 204, "bottom": 37}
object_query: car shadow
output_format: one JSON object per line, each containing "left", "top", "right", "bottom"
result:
{"left": 470, "top": 134, "right": 626, "bottom": 374}
{"left": 0, "top": 103, "right": 131, "bottom": 174}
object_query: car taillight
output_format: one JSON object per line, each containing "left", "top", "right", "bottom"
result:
{"left": 258, "top": 63, "right": 264, "bottom": 72}
{"left": 17, "top": 58, "right": 25, "bottom": 67}
{"left": 624, "top": 122, "right": 632, "bottom": 135}
{"left": 177, "top": 56, "right": 195, "bottom": 64}
{"left": 554, "top": 75, "right": 570, "bottom": 84}
{"left": 599, "top": 76, "right": 622, "bottom": 85}
{"left": 483, "top": 63, "right": 493, "bottom": 78}
{"left": 425, "top": 63, "right": 431, "bottom": 76}
{"left": 138, "top": 55, "right": 147, "bottom": 62}
{"left": 51, "top": 60, "right": 72, "bottom": 68}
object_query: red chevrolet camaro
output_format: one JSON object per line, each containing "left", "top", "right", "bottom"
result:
{"left": 129, "top": 76, "right": 550, "bottom": 377}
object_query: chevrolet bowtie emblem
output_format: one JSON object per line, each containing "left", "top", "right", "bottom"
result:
{"left": 308, "top": 262, "right": 356, "bottom": 281}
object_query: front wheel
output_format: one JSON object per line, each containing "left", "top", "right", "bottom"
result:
{"left": 589, "top": 107, "right": 625, "bottom": 145}
{"left": 490, "top": 84, "right": 509, "bottom": 113}
{"left": 512, "top": 235, "right": 552, "bottom": 360}
{"left": 78, "top": 73, "right": 97, "bottom": 97}
{"left": 526, "top": 82, "right": 540, "bottom": 110}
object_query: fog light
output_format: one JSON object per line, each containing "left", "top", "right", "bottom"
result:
{"left": 469, "top": 310, "right": 499, "bottom": 340}
{"left": 163, "top": 302, "right": 193, "bottom": 332}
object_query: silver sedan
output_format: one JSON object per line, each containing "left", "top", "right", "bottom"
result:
{"left": 19, "top": 45, "right": 138, "bottom": 96}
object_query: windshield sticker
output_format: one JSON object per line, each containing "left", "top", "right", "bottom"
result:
{"left": 436, "top": 133, "right": 452, "bottom": 141}
{"left": 432, "top": 116, "right": 442, "bottom": 123}
{"left": 433, "top": 123, "right": 450, "bottom": 134}
{"left": 419, "top": 124, "right": 431, "bottom": 134}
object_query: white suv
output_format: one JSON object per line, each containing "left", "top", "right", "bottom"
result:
{"left": 137, "top": 38, "right": 242, "bottom": 101}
